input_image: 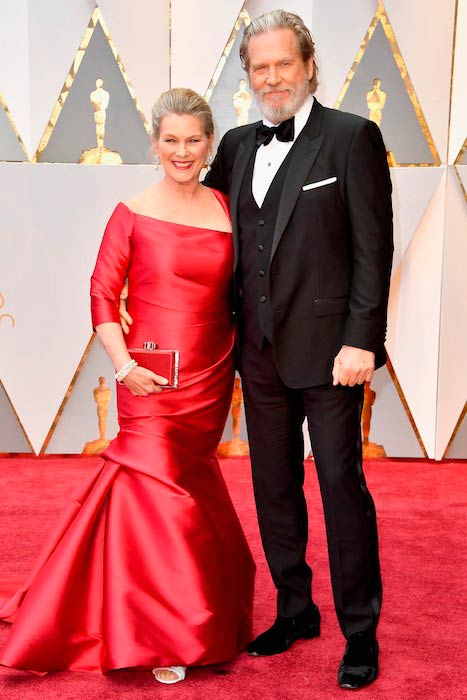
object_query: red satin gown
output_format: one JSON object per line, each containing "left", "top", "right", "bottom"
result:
{"left": 0, "top": 189, "right": 255, "bottom": 674}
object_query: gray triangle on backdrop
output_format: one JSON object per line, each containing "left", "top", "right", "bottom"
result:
{"left": 445, "top": 409, "right": 467, "bottom": 459}
{"left": 207, "top": 26, "right": 262, "bottom": 142}
{"left": 0, "top": 103, "right": 28, "bottom": 162}
{"left": 367, "top": 363, "right": 424, "bottom": 458}
{"left": 0, "top": 381, "right": 32, "bottom": 453}
{"left": 38, "top": 21, "right": 151, "bottom": 164}
{"left": 339, "top": 21, "right": 434, "bottom": 164}
{"left": 457, "top": 143, "right": 467, "bottom": 165}
{"left": 45, "top": 335, "right": 119, "bottom": 454}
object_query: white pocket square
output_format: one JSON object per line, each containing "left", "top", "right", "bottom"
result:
{"left": 302, "top": 176, "right": 337, "bottom": 191}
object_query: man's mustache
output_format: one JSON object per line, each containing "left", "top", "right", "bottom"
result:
{"left": 258, "top": 88, "right": 292, "bottom": 97}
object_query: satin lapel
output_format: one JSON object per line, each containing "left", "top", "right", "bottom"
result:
{"left": 229, "top": 127, "right": 257, "bottom": 270}
{"left": 270, "top": 100, "right": 325, "bottom": 262}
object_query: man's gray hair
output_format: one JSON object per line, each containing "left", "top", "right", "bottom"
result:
{"left": 239, "top": 9, "right": 318, "bottom": 93}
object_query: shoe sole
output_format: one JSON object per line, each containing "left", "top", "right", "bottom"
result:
{"left": 338, "top": 670, "right": 378, "bottom": 690}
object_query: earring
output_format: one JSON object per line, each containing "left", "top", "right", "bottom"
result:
{"left": 205, "top": 153, "right": 213, "bottom": 169}
{"left": 154, "top": 154, "right": 161, "bottom": 170}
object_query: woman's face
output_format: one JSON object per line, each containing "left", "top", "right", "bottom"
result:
{"left": 155, "top": 114, "right": 213, "bottom": 184}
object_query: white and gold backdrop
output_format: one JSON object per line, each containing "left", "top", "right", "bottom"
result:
{"left": 0, "top": 0, "right": 465, "bottom": 460}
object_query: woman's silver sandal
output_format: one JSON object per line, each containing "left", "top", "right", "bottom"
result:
{"left": 152, "top": 665, "right": 187, "bottom": 684}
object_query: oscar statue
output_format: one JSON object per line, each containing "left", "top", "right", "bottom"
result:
{"left": 82, "top": 376, "right": 112, "bottom": 454}
{"left": 79, "top": 79, "right": 122, "bottom": 165}
{"left": 362, "top": 382, "right": 386, "bottom": 458}
{"left": 233, "top": 79, "right": 252, "bottom": 126}
{"left": 367, "top": 78, "right": 386, "bottom": 126}
{"left": 217, "top": 377, "right": 250, "bottom": 457}
{"left": 367, "top": 78, "right": 397, "bottom": 167}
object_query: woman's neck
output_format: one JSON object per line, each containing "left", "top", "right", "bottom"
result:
{"left": 158, "top": 175, "right": 204, "bottom": 201}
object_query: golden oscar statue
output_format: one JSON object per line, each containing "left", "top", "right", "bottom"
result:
{"left": 217, "top": 377, "right": 250, "bottom": 457}
{"left": 79, "top": 79, "right": 122, "bottom": 165}
{"left": 367, "top": 77, "right": 397, "bottom": 167}
{"left": 362, "top": 382, "right": 386, "bottom": 458}
{"left": 82, "top": 376, "right": 112, "bottom": 454}
{"left": 233, "top": 79, "right": 252, "bottom": 127}
{"left": 367, "top": 78, "right": 386, "bottom": 126}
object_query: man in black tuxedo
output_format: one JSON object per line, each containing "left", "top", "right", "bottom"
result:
{"left": 204, "top": 9, "right": 393, "bottom": 690}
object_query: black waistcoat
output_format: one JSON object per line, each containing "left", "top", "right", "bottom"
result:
{"left": 237, "top": 147, "right": 294, "bottom": 346}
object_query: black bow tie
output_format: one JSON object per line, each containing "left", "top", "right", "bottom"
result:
{"left": 255, "top": 117, "right": 295, "bottom": 147}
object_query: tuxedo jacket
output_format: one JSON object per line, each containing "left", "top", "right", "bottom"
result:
{"left": 204, "top": 99, "right": 394, "bottom": 388}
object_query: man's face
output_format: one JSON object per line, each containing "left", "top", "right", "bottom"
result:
{"left": 247, "top": 28, "right": 313, "bottom": 124}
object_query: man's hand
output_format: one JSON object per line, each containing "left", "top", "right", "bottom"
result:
{"left": 332, "top": 345, "right": 375, "bottom": 387}
{"left": 119, "top": 280, "right": 133, "bottom": 335}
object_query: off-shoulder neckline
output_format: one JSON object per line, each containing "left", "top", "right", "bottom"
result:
{"left": 118, "top": 195, "right": 231, "bottom": 235}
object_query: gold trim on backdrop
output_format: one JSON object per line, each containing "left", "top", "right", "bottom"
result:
{"left": 447, "top": 0, "right": 459, "bottom": 153}
{"left": 0, "top": 380, "right": 34, "bottom": 454}
{"left": 0, "top": 93, "right": 30, "bottom": 161}
{"left": 454, "top": 166, "right": 467, "bottom": 201}
{"left": 204, "top": 6, "right": 251, "bottom": 102}
{"left": 453, "top": 165, "right": 467, "bottom": 202}
{"left": 33, "top": 7, "right": 150, "bottom": 163}
{"left": 385, "top": 356, "right": 429, "bottom": 458}
{"left": 334, "top": 0, "right": 440, "bottom": 167}
{"left": 454, "top": 141, "right": 467, "bottom": 200}
{"left": 454, "top": 137, "right": 466, "bottom": 165}
{"left": 442, "top": 401, "right": 467, "bottom": 459}
{"left": 39, "top": 333, "right": 97, "bottom": 454}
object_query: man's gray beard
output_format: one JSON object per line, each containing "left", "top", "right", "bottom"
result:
{"left": 254, "top": 76, "right": 311, "bottom": 123}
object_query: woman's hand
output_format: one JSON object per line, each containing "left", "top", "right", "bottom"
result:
{"left": 123, "top": 366, "right": 169, "bottom": 396}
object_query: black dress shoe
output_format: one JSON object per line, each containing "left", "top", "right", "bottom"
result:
{"left": 247, "top": 603, "right": 321, "bottom": 656}
{"left": 338, "top": 630, "right": 379, "bottom": 689}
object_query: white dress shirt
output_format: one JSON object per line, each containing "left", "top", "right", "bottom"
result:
{"left": 252, "top": 94, "right": 315, "bottom": 208}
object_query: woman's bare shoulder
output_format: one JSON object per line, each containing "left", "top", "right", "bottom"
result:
{"left": 124, "top": 185, "right": 160, "bottom": 214}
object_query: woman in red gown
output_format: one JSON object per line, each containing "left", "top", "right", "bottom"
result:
{"left": 0, "top": 89, "right": 255, "bottom": 684}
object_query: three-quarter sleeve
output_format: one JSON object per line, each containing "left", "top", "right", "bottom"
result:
{"left": 90, "top": 202, "right": 134, "bottom": 328}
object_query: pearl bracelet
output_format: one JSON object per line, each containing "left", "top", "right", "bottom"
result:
{"left": 115, "top": 358, "right": 138, "bottom": 383}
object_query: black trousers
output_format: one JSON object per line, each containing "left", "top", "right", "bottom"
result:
{"left": 240, "top": 339, "right": 382, "bottom": 638}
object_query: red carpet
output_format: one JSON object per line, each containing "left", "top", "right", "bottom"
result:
{"left": 0, "top": 456, "right": 465, "bottom": 699}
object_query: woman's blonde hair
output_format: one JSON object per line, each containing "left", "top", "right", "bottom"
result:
{"left": 151, "top": 88, "right": 214, "bottom": 139}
